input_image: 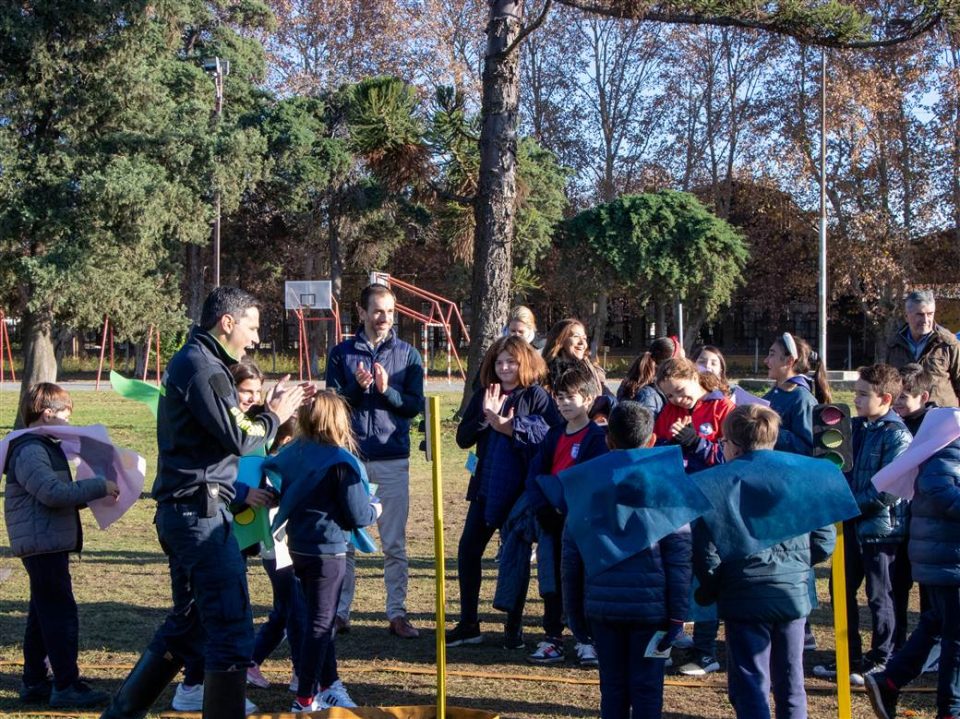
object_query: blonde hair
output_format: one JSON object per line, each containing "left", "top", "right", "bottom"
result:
{"left": 297, "top": 390, "right": 357, "bottom": 454}
{"left": 722, "top": 405, "right": 780, "bottom": 452}
{"left": 508, "top": 306, "right": 537, "bottom": 332}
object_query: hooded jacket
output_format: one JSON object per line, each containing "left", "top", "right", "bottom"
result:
{"left": 848, "top": 410, "right": 912, "bottom": 543}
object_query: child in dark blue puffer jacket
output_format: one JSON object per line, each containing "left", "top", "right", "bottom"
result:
{"left": 265, "top": 391, "right": 380, "bottom": 713}
{"left": 563, "top": 401, "right": 691, "bottom": 719}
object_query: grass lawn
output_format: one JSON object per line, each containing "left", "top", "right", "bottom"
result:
{"left": 0, "top": 388, "right": 941, "bottom": 718}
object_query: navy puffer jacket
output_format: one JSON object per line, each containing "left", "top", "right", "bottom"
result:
{"left": 908, "top": 438, "right": 960, "bottom": 586}
{"left": 562, "top": 525, "right": 691, "bottom": 626}
{"left": 693, "top": 522, "right": 836, "bottom": 622}
{"left": 849, "top": 411, "right": 912, "bottom": 543}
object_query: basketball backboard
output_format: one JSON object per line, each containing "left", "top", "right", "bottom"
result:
{"left": 284, "top": 281, "right": 332, "bottom": 311}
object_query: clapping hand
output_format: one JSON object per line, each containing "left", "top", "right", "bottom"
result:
{"left": 355, "top": 362, "right": 374, "bottom": 391}
{"left": 267, "top": 375, "right": 306, "bottom": 423}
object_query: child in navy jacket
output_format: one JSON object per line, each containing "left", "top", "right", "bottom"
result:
{"left": 520, "top": 361, "right": 609, "bottom": 666}
{"left": 265, "top": 391, "right": 380, "bottom": 712}
{"left": 447, "top": 336, "right": 561, "bottom": 648}
{"left": 563, "top": 401, "right": 692, "bottom": 719}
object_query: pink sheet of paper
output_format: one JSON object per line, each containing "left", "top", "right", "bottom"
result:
{"left": 871, "top": 408, "right": 960, "bottom": 500}
{"left": 732, "top": 385, "right": 771, "bottom": 407}
{"left": 0, "top": 424, "right": 146, "bottom": 529}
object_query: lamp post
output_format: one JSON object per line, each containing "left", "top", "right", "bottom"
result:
{"left": 202, "top": 57, "right": 229, "bottom": 288}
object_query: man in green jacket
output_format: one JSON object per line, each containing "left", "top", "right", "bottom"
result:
{"left": 885, "top": 289, "right": 960, "bottom": 408}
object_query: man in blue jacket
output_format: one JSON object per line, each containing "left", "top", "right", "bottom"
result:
{"left": 101, "top": 287, "right": 305, "bottom": 719}
{"left": 326, "top": 283, "right": 425, "bottom": 638}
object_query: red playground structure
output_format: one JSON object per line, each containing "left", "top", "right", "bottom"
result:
{"left": 370, "top": 272, "right": 470, "bottom": 382}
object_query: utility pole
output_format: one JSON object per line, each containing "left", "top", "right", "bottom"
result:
{"left": 203, "top": 57, "right": 229, "bottom": 289}
{"left": 818, "top": 49, "right": 828, "bottom": 366}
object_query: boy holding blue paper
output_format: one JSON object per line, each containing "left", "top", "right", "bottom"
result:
{"left": 561, "top": 401, "right": 692, "bottom": 719}
{"left": 693, "top": 405, "right": 845, "bottom": 719}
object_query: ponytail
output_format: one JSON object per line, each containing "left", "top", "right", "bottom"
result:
{"left": 776, "top": 333, "right": 833, "bottom": 404}
{"left": 812, "top": 354, "right": 832, "bottom": 404}
{"left": 620, "top": 337, "right": 680, "bottom": 400}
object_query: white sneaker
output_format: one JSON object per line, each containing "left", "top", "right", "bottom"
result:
{"left": 171, "top": 683, "right": 203, "bottom": 711}
{"left": 171, "top": 682, "right": 257, "bottom": 714}
{"left": 575, "top": 642, "right": 599, "bottom": 668}
{"left": 320, "top": 679, "right": 358, "bottom": 708}
{"left": 291, "top": 696, "right": 327, "bottom": 712}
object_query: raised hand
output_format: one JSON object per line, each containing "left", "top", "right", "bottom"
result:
{"left": 355, "top": 361, "right": 374, "bottom": 390}
{"left": 373, "top": 362, "right": 389, "bottom": 394}
{"left": 268, "top": 382, "right": 306, "bottom": 423}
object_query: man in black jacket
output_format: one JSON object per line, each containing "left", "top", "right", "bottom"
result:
{"left": 101, "top": 287, "right": 305, "bottom": 719}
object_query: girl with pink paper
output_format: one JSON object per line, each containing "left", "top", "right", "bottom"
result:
{"left": 4, "top": 384, "right": 118, "bottom": 709}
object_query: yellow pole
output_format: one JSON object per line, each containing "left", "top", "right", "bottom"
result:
{"left": 832, "top": 522, "right": 852, "bottom": 719}
{"left": 429, "top": 396, "right": 446, "bottom": 719}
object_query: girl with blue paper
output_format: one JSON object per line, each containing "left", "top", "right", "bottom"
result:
{"left": 264, "top": 390, "right": 381, "bottom": 712}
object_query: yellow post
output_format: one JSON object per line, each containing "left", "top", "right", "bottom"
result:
{"left": 428, "top": 396, "right": 446, "bottom": 719}
{"left": 832, "top": 522, "right": 852, "bottom": 719}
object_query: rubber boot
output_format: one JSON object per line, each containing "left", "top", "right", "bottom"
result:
{"left": 201, "top": 669, "right": 247, "bottom": 719}
{"left": 99, "top": 650, "right": 182, "bottom": 719}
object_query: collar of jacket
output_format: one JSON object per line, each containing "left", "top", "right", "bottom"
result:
{"left": 863, "top": 409, "right": 907, "bottom": 430}
{"left": 354, "top": 327, "right": 397, "bottom": 354}
{"left": 190, "top": 326, "right": 238, "bottom": 367}
{"left": 894, "top": 323, "right": 957, "bottom": 351}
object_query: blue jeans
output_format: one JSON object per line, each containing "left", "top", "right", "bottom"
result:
{"left": 293, "top": 554, "right": 345, "bottom": 697}
{"left": 252, "top": 558, "right": 307, "bottom": 672}
{"left": 146, "top": 502, "right": 254, "bottom": 672}
{"left": 21, "top": 552, "right": 80, "bottom": 690}
{"left": 592, "top": 620, "right": 666, "bottom": 719}
{"left": 885, "top": 584, "right": 960, "bottom": 718}
{"left": 725, "top": 617, "right": 807, "bottom": 719}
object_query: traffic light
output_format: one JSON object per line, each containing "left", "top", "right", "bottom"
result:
{"left": 812, "top": 403, "right": 853, "bottom": 471}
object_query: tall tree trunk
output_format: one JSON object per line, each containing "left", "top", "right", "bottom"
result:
{"left": 17, "top": 305, "right": 58, "bottom": 427}
{"left": 459, "top": 0, "right": 524, "bottom": 414}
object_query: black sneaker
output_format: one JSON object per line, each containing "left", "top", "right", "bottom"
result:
{"left": 864, "top": 672, "right": 899, "bottom": 719}
{"left": 445, "top": 622, "right": 483, "bottom": 647}
{"left": 503, "top": 624, "right": 525, "bottom": 649}
{"left": 19, "top": 679, "right": 52, "bottom": 703}
{"left": 49, "top": 680, "right": 109, "bottom": 708}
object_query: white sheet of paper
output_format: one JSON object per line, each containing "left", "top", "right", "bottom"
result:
{"left": 644, "top": 631, "right": 672, "bottom": 659}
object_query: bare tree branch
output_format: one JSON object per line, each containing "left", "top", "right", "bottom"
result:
{"left": 504, "top": 0, "right": 555, "bottom": 56}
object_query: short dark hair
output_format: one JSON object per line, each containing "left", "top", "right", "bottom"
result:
{"left": 607, "top": 401, "right": 653, "bottom": 450}
{"left": 722, "top": 405, "right": 780, "bottom": 452}
{"left": 899, "top": 362, "right": 934, "bottom": 397}
{"left": 858, "top": 363, "right": 902, "bottom": 399}
{"left": 200, "top": 287, "right": 259, "bottom": 331}
{"left": 551, "top": 361, "right": 599, "bottom": 399}
{"left": 359, "top": 283, "right": 395, "bottom": 313}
